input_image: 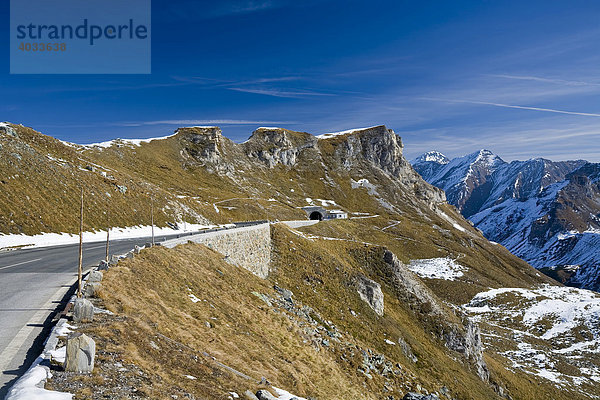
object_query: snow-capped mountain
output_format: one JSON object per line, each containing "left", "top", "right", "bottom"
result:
{"left": 413, "top": 149, "right": 505, "bottom": 216}
{"left": 413, "top": 150, "right": 600, "bottom": 291}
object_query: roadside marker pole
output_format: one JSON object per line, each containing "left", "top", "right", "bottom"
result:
{"left": 77, "top": 188, "right": 84, "bottom": 298}
{"left": 105, "top": 210, "right": 110, "bottom": 262}
{"left": 151, "top": 195, "right": 155, "bottom": 247}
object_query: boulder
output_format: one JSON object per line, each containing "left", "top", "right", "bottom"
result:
{"left": 64, "top": 332, "right": 95, "bottom": 373}
{"left": 256, "top": 390, "right": 278, "bottom": 400}
{"left": 0, "top": 125, "right": 17, "bottom": 138}
{"left": 134, "top": 245, "right": 142, "bottom": 254}
{"left": 109, "top": 254, "right": 120, "bottom": 266}
{"left": 84, "top": 282, "right": 101, "bottom": 298}
{"left": 403, "top": 394, "right": 440, "bottom": 400}
{"left": 356, "top": 275, "right": 384, "bottom": 316}
{"left": 244, "top": 390, "right": 260, "bottom": 400}
{"left": 73, "top": 298, "right": 94, "bottom": 323}
{"left": 98, "top": 260, "right": 109, "bottom": 271}
{"left": 273, "top": 285, "right": 293, "bottom": 302}
{"left": 88, "top": 270, "right": 103, "bottom": 283}
{"left": 398, "top": 336, "right": 418, "bottom": 363}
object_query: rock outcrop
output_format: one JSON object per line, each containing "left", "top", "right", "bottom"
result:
{"left": 382, "top": 249, "right": 489, "bottom": 381}
{"left": 444, "top": 319, "right": 489, "bottom": 381}
{"left": 244, "top": 127, "right": 317, "bottom": 167}
{"left": 356, "top": 275, "right": 384, "bottom": 316}
{"left": 177, "top": 126, "right": 247, "bottom": 174}
{"left": 326, "top": 126, "right": 446, "bottom": 207}
{"left": 0, "top": 123, "right": 17, "bottom": 138}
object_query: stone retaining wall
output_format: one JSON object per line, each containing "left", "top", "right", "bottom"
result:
{"left": 162, "top": 223, "right": 272, "bottom": 278}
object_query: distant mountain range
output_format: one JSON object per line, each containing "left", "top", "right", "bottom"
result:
{"left": 412, "top": 150, "right": 600, "bottom": 290}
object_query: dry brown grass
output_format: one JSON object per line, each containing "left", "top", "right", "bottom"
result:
{"left": 90, "top": 243, "right": 379, "bottom": 399}
{"left": 44, "top": 223, "right": 591, "bottom": 400}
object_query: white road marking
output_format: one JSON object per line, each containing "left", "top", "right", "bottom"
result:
{"left": 0, "top": 258, "right": 43, "bottom": 271}
{"left": 85, "top": 245, "right": 106, "bottom": 250}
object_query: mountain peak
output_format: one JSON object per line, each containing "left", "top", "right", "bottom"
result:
{"left": 466, "top": 149, "right": 504, "bottom": 168}
{"left": 412, "top": 151, "right": 450, "bottom": 165}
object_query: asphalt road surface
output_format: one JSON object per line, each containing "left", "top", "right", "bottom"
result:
{"left": 0, "top": 233, "right": 185, "bottom": 397}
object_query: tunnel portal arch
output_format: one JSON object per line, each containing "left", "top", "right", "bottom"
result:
{"left": 309, "top": 211, "right": 324, "bottom": 221}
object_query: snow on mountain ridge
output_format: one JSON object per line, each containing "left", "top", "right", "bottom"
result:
{"left": 82, "top": 132, "right": 179, "bottom": 148}
{"left": 411, "top": 150, "right": 450, "bottom": 165}
{"left": 315, "top": 125, "right": 384, "bottom": 139}
{"left": 411, "top": 149, "right": 505, "bottom": 213}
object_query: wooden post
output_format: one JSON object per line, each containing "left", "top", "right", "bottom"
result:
{"left": 151, "top": 195, "right": 155, "bottom": 247}
{"left": 105, "top": 210, "right": 110, "bottom": 262}
{"left": 77, "top": 188, "right": 84, "bottom": 298}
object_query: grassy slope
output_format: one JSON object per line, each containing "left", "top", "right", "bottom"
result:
{"left": 0, "top": 125, "right": 304, "bottom": 235}
{"left": 54, "top": 221, "right": 588, "bottom": 400}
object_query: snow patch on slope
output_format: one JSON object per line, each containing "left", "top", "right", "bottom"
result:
{"left": 4, "top": 360, "right": 72, "bottom": 400}
{"left": 465, "top": 285, "right": 600, "bottom": 389}
{"left": 408, "top": 258, "right": 466, "bottom": 280}
{"left": 438, "top": 210, "right": 467, "bottom": 232}
{"left": 272, "top": 387, "right": 307, "bottom": 400}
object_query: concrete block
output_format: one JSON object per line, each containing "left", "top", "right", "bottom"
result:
{"left": 65, "top": 332, "right": 95, "bottom": 373}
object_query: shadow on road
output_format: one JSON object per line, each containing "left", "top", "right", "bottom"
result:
{"left": 0, "top": 275, "right": 79, "bottom": 398}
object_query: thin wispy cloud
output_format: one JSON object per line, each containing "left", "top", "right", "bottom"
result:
{"left": 421, "top": 97, "right": 600, "bottom": 117}
{"left": 219, "top": 1, "right": 277, "bottom": 15}
{"left": 228, "top": 87, "right": 337, "bottom": 98}
{"left": 161, "top": 0, "right": 289, "bottom": 21}
{"left": 489, "top": 74, "right": 600, "bottom": 87}
{"left": 40, "top": 76, "right": 304, "bottom": 94}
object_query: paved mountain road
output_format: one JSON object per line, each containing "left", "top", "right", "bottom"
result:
{"left": 0, "top": 233, "right": 186, "bottom": 397}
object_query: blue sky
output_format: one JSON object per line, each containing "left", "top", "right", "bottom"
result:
{"left": 2, "top": 0, "right": 600, "bottom": 161}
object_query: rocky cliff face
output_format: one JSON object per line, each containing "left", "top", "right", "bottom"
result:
{"left": 243, "top": 127, "right": 317, "bottom": 167}
{"left": 176, "top": 126, "right": 250, "bottom": 175}
{"left": 322, "top": 126, "right": 446, "bottom": 207}
{"left": 382, "top": 250, "right": 489, "bottom": 382}
{"left": 225, "top": 124, "right": 445, "bottom": 209}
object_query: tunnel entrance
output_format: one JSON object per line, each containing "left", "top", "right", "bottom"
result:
{"left": 309, "top": 211, "right": 324, "bottom": 221}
